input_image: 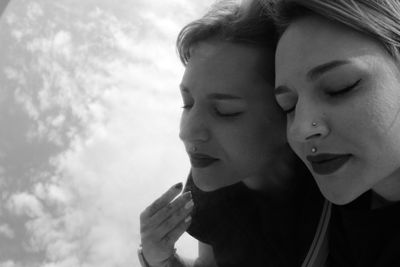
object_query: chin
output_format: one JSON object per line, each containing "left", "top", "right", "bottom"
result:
{"left": 320, "top": 186, "right": 361, "bottom": 205}
{"left": 192, "top": 171, "right": 236, "bottom": 192}
{"left": 192, "top": 175, "right": 220, "bottom": 192}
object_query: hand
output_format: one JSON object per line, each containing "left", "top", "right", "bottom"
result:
{"left": 140, "top": 183, "right": 194, "bottom": 267}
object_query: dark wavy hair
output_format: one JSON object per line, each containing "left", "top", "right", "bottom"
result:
{"left": 176, "top": 0, "right": 278, "bottom": 66}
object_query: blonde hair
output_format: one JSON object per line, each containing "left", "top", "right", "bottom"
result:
{"left": 273, "top": 0, "right": 400, "bottom": 59}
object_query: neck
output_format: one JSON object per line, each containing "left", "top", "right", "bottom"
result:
{"left": 372, "top": 168, "right": 400, "bottom": 205}
{"left": 371, "top": 191, "right": 393, "bottom": 209}
{"left": 243, "top": 144, "right": 298, "bottom": 195}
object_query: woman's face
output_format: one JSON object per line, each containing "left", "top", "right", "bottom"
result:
{"left": 179, "top": 40, "right": 286, "bottom": 192}
{"left": 275, "top": 15, "right": 400, "bottom": 204}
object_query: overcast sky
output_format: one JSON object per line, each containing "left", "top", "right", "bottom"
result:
{"left": 0, "top": 0, "right": 214, "bottom": 266}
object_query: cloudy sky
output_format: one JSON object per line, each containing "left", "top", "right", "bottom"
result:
{"left": 0, "top": 0, "right": 214, "bottom": 266}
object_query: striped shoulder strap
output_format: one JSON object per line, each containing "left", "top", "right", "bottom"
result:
{"left": 301, "top": 199, "right": 332, "bottom": 267}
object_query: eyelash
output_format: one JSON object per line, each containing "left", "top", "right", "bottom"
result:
{"left": 215, "top": 109, "right": 243, "bottom": 117}
{"left": 282, "top": 79, "right": 361, "bottom": 114}
{"left": 181, "top": 105, "right": 242, "bottom": 117}
{"left": 181, "top": 104, "right": 192, "bottom": 110}
{"left": 327, "top": 79, "right": 361, "bottom": 96}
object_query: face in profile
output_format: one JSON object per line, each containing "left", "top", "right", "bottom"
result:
{"left": 179, "top": 40, "right": 286, "bottom": 192}
{"left": 275, "top": 15, "right": 400, "bottom": 204}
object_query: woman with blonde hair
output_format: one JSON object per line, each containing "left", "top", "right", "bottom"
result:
{"left": 273, "top": 0, "right": 400, "bottom": 265}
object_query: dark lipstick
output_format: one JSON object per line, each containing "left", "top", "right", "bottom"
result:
{"left": 189, "top": 153, "right": 218, "bottom": 168}
{"left": 306, "top": 153, "right": 352, "bottom": 175}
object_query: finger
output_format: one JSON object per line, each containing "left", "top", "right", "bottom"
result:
{"left": 141, "top": 191, "right": 192, "bottom": 234}
{"left": 149, "top": 191, "right": 192, "bottom": 228}
{"left": 155, "top": 198, "right": 194, "bottom": 237}
{"left": 162, "top": 215, "right": 192, "bottom": 245}
{"left": 140, "top": 206, "right": 192, "bottom": 247}
{"left": 142, "top": 182, "right": 183, "bottom": 220}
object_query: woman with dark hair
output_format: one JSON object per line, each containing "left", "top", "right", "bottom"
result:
{"left": 138, "top": 0, "right": 325, "bottom": 266}
{"left": 273, "top": 0, "right": 400, "bottom": 266}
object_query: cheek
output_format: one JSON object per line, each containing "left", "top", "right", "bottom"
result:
{"left": 179, "top": 111, "right": 186, "bottom": 127}
{"left": 358, "top": 91, "right": 400, "bottom": 142}
{"left": 286, "top": 121, "right": 300, "bottom": 154}
{"left": 367, "top": 100, "right": 400, "bottom": 161}
{"left": 219, "top": 123, "right": 274, "bottom": 160}
{"left": 336, "top": 85, "right": 400, "bottom": 162}
{"left": 251, "top": 112, "right": 286, "bottom": 148}
{"left": 178, "top": 112, "right": 189, "bottom": 139}
{"left": 364, "top": 74, "right": 400, "bottom": 129}
{"left": 220, "top": 129, "right": 257, "bottom": 157}
{"left": 287, "top": 139, "right": 302, "bottom": 162}
{"left": 259, "top": 104, "right": 287, "bottom": 142}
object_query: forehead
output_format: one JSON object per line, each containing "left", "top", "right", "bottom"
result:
{"left": 183, "top": 41, "right": 273, "bottom": 89}
{"left": 189, "top": 40, "right": 264, "bottom": 67}
{"left": 275, "top": 15, "right": 388, "bottom": 80}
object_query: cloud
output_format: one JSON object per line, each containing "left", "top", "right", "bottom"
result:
{"left": 0, "top": 261, "right": 19, "bottom": 267}
{"left": 1, "top": 0, "right": 215, "bottom": 266}
{"left": 47, "top": 31, "right": 72, "bottom": 62}
{"left": 7, "top": 192, "right": 44, "bottom": 218}
{"left": 26, "top": 2, "right": 43, "bottom": 20}
{"left": 0, "top": 224, "right": 14, "bottom": 239}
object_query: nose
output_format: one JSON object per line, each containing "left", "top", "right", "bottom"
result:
{"left": 288, "top": 101, "right": 329, "bottom": 144}
{"left": 179, "top": 108, "right": 210, "bottom": 146}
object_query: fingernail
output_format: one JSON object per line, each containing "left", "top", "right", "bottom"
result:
{"left": 185, "top": 200, "right": 194, "bottom": 210}
{"left": 174, "top": 182, "right": 183, "bottom": 190}
{"left": 183, "top": 191, "right": 192, "bottom": 200}
{"left": 185, "top": 216, "right": 192, "bottom": 223}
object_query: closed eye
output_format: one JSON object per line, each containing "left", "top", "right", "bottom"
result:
{"left": 327, "top": 79, "right": 361, "bottom": 96}
{"left": 181, "top": 104, "right": 193, "bottom": 109}
{"left": 215, "top": 109, "right": 244, "bottom": 117}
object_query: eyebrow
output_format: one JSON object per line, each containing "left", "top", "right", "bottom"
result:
{"left": 274, "top": 60, "right": 353, "bottom": 95}
{"left": 307, "top": 60, "right": 351, "bottom": 81}
{"left": 207, "top": 93, "right": 242, "bottom": 100}
{"left": 180, "top": 85, "right": 242, "bottom": 100}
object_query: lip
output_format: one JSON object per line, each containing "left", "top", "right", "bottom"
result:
{"left": 189, "top": 153, "right": 219, "bottom": 168}
{"left": 306, "top": 153, "right": 352, "bottom": 175}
